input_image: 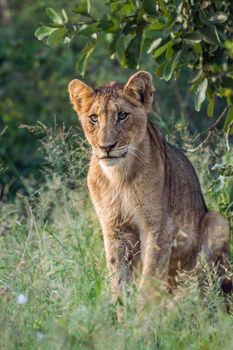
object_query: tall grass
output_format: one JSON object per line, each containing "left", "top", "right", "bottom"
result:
{"left": 0, "top": 121, "right": 232, "bottom": 350}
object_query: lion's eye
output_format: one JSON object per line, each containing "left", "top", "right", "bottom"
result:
{"left": 89, "top": 114, "right": 98, "bottom": 124}
{"left": 118, "top": 112, "right": 129, "bottom": 122}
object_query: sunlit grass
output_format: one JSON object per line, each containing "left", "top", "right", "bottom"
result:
{"left": 1, "top": 181, "right": 232, "bottom": 350}
{"left": 0, "top": 124, "right": 232, "bottom": 350}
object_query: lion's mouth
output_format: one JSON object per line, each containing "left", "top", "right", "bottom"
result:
{"left": 99, "top": 152, "right": 127, "bottom": 160}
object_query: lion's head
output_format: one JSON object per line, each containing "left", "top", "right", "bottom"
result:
{"left": 68, "top": 71, "right": 154, "bottom": 167}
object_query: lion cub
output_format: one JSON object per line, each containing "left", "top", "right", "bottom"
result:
{"left": 69, "top": 71, "right": 231, "bottom": 301}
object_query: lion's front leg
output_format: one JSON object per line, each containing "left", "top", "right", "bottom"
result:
{"left": 140, "top": 217, "right": 174, "bottom": 294}
{"left": 103, "top": 225, "right": 136, "bottom": 304}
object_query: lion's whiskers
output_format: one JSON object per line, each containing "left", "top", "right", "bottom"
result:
{"left": 128, "top": 145, "right": 146, "bottom": 166}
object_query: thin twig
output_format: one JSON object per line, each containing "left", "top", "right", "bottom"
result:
{"left": 0, "top": 125, "right": 8, "bottom": 136}
{"left": 185, "top": 106, "right": 232, "bottom": 152}
{"left": 225, "top": 119, "right": 233, "bottom": 152}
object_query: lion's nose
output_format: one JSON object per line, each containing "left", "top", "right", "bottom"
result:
{"left": 98, "top": 141, "right": 117, "bottom": 153}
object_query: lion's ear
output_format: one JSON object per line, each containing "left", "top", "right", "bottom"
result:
{"left": 123, "top": 71, "right": 154, "bottom": 112}
{"left": 68, "top": 79, "right": 95, "bottom": 114}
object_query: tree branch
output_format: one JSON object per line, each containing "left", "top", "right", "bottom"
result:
{"left": 185, "top": 106, "right": 232, "bottom": 152}
{"left": 225, "top": 119, "right": 233, "bottom": 152}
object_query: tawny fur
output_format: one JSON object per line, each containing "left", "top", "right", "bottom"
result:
{"left": 68, "top": 71, "right": 231, "bottom": 301}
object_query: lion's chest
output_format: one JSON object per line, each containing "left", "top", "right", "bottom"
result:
{"left": 112, "top": 186, "right": 140, "bottom": 221}
{"left": 97, "top": 183, "right": 144, "bottom": 228}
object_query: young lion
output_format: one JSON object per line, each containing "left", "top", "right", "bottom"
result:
{"left": 68, "top": 71, "right": 232, "bottom": 301}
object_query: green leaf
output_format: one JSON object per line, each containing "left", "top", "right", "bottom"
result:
{"left": 45, "top": 7, "right": 63, "bottom": 25}
{"left": 175, "top": 0, "right": 183, "bottom": 14}
{"left": 62, "top": 9, "right": 68, "bottom": 23}
{"left": 163, "top": 50, "right": 182, "bottom": 81}
{"left": 163, "top": 15, "right": 177, "bottom": 32}
{"left": 207, "top": 95, "right": 214, "bottom": 117}
{"left": 38, "top": 23, "right": 65, "bottom": 29}
{"left": 189, "top": 70, "right": 203, "bottom": 83}
{"left": 78, "top": 23, "right": 99, "bottom": 36}
{"left": 156, "top": 62, "right": 167, "bottom": 77}
{"left": 208, "top": 12, "right": 228, "bottom": 24}
{"left": 141, "top": 37, "right": 153, "bottom": 53}
{"left": 224, "top": 106, "right": 233, "bottom": 135}
{"left": 193, "top": 43, "right": 202, "bottom": 56}
{"left": 73, "top": 0, "right": 91, "bottom": 16}
{"left": 183, "top": 31, "right": 203, "bottom": 44}
{"left": 147, "top": 20, "right": 164, "bottom": 31}
{"left": 115, "top": 34, "right": 126, "bottom": 67}
{"left": 142, "top": 0, "right": 157, "bottom": 16}
{"left": 145, "top": 29, "right": 167, "bottom": 40}
{"left": 35, "top": 26, "right": 56, "bottom": 40}
{"left": 76, "top": 41, "right": 96, "bottom": 77}
{"left": 109, "top": 33, "right": 118, "bottom": 55}
{"left": 200, "top": 27, "right": 222, "bottom": 47}
{"left": 104, "top": 19, "right": 120, "bottom": 33}
{"left": 153, "top": 40, "right": 173, "bottom": 59}
{"left": 123, "top": 19, "right": 137, "bottom": 35}
{"left": 158, "top": 0, "right": 169, "bottom": 15}
{"left": 194, "top": 78, "right": 208, "bottom": 112}
{"left": 147, "top": 38, "right": 162, "bottom": 54}
{"left": 199, "top": 10, "right": 211, "bottom": 27}
{"left": 125, "top": 34, "right": 142, "bottom": 68}
{"left": 47, "top": 28, "right": 67, "bottom": 47}
{"left": 98, "top": 20, "right": 114, "bottom": 31}
{"left": 165, "top": 44, "right": 174, "bottom": 60}
{"left": 226, "top": 94, "right": 232, "bottom": 108}
{"left": 213, "top": 26, "right": 222, "bottom": 45}
{"left": 110, "top": 1, "right": 123, "bottom": 14}
{"left": 121, "top": 2, "right": 136, "bottom": 16}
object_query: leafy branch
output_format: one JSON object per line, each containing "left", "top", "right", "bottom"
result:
{"left": 35, "top": 0, "right": 233, "bottom": 134}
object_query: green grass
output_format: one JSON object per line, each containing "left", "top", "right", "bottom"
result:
{"left": 0, "top": 125, "right": 232, "bottom": 350}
